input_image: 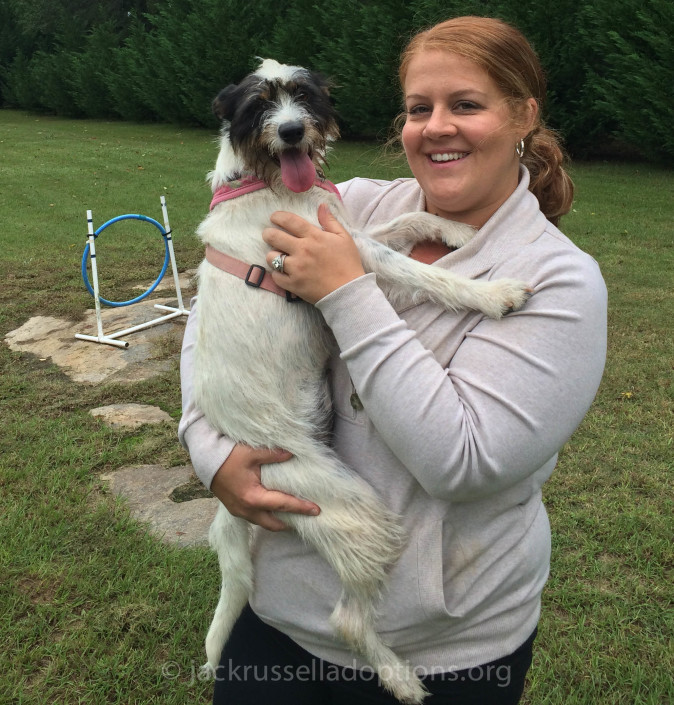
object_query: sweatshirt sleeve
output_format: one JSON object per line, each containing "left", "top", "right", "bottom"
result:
{"left": 315, "top": 241, "right": 608, "bottom": 502}
{"left": 178, "top": 299, "right": 235, "bottom": 489}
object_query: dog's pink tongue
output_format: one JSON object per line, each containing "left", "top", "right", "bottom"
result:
{"left": 280, "top": 149, "right": 316, "bottom": 193}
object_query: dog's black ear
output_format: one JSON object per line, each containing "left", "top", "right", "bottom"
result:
{"left": 212, "top": 84, "right": 240, "bottom": 121}
{"left": 309, "top": 71, "right": 333, "bottom": 97}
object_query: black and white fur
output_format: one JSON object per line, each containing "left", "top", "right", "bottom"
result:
{"left": 194, "top": 59, "right": 530, "bottom": 704}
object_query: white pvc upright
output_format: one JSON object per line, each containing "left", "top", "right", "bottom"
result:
{"left": 75, "top": 197, "right": 190, "bottom": 348}
{"left": 153, "top": 195, "right": 188, "bottom": 319}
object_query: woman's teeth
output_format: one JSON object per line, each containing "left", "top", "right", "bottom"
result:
{"left": 430, "top": 152, "right": 467, "bottom": 162}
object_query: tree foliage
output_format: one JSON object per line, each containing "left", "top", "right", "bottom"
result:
{"left": 0, "top": 0, "right": 672, "bottom": 163}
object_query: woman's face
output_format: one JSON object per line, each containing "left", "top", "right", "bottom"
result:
{"left": 401, "top": 50, "right": 536, "bottom": 228}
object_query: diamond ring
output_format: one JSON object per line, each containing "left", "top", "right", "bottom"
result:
{"left": 271, "top": 254, "right": 287, "bottom": 273}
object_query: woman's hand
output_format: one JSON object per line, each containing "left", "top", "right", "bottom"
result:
{"left": 210, "top": 444, "right": 321, "bottom": 531}
{"left": 263, "top": 203, "right": 365, "bottom": 303}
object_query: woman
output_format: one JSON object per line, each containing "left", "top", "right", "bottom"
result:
{"left": 179, "top": 16, "right": 607, "bottom": 704}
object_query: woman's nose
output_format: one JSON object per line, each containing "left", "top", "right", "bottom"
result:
{"left": 422, "top": 108, "right": 458, "bottom": 138}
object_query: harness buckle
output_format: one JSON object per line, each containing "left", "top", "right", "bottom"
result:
{"left": 245, "top": 264, "right": 266, "bottom": 288}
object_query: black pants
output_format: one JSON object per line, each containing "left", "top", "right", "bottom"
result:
{"left": 213, "top": 604, "right": 536, "bottom": 704}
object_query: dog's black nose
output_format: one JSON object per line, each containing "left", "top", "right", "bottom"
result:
{"left": 278, "top": 121, "right": 305, "bottom": 145}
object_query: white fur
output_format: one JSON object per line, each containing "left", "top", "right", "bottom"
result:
{"left": 254, "top": 57, "right": 308, "bottom": 83}
{"left": 195, "top": 60, "right": 531, "bottom": 704}
{"left": 208, "top": 136, "right": 245, "bottom": 191}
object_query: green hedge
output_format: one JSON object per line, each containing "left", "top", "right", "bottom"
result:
{"left": 1, "top": 0, "right": 672, "bottom": 162}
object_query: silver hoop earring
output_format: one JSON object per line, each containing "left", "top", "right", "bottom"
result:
{"left": 515, "top": 139, "right": 525, "bottom": 158}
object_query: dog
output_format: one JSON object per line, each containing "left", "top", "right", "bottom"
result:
{"left": 193, "top": 59, "right": 530, "bottom": 703}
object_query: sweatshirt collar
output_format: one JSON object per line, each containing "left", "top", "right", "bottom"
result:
{"left": 428, "top": 166, "right": 550, "bottom": 278}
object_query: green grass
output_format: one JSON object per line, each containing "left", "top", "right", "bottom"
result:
{"left": 1, "top": 109, "right": 672, "bottom": 704}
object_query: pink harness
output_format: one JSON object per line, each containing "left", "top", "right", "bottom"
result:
{"left": 209, "top": 174, "right": 340, "bottom": 211}
{"left": 206, "top": 174, "right": 341, "bottom": 300}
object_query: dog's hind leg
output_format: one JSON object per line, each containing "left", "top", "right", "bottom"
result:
{"left": 330, "top": 592, "right": 428, "bottom": 704}
{"left": 202, "top": 504, "right": 252, "bottom": 676}
{"left": 269, "top": 449, "right": 427, "bottom": 703}
{"left": 310, "top": 508, "right": 428, "bottom": 703}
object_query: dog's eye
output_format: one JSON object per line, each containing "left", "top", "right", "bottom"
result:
{"left": 254, "top": 94, "right": 272, "bottom": 109}
{"left": 295, "top": 90, "right": 308, "bottom": 101}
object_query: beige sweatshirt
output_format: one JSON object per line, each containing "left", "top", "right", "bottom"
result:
{"left": 178, "top": 168, "right": 607, "bottom": 672}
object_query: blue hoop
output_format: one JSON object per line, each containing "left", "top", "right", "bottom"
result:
{"left": 81, "top": 214, "right": 169, "bottom": 307}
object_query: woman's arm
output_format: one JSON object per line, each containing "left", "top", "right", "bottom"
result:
{"left": 262, "top": 204, "right": 606, "bottom": 502}
{"left": 315, "top": 249, "right": 607, "bottom": 501}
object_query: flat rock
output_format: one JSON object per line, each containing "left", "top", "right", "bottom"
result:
{"left": 4, "top": 296, "right": 191, "bottom": 384}
{"left": 101, "top": 464, "right": 217, "bottom": 547}
{"left": 90, "top": 403, "right": 173, "bottom": 429}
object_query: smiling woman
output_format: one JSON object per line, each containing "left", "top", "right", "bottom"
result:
{"left": 397, "top": 16, "right": 573, "bottom": 229}
{"left": 400, "top": 51, "right": 537, "bottom": 227}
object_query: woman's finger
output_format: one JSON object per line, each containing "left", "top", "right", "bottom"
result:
{"left": 262, "top": 226, "right": 289, "bottom": 251}
{"left": 269, "top": 210, "right": 317, "bottom": 235}
{"left": 317, "top": 203, "right": 348, "bottom": 236}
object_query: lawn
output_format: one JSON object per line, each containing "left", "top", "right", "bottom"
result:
{"left": 0, "top": 109, "right": 672, "bottom": 704}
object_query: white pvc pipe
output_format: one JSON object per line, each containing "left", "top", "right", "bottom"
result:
{"left": 74, "top": 333, "right": 129, "bottom": 349}
{"left": 86, "top": 210, "right": 106, "bottom": 340}
{"left": 161, "top": 195, "right": 189, "bottom": 313}
{"left": 106, "top": 309, "right": 184, "bottom": 340}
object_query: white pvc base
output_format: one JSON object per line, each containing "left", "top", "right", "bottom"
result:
{"left": 74, "top": 304, "right": 189, "bottom": 349}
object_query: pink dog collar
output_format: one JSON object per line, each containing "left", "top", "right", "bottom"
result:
{"left": 204, "top": 245, "right": 299, "bottom": 300}
{"left": 210, "top": 174, "right": 341, "bottom": 211}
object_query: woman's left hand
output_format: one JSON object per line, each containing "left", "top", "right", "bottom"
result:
{"left": 263, "top": 203, "right": 365, "bottom": 304}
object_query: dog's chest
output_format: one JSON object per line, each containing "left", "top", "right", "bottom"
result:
{"left": 197, "top": 188, "right": 336, "bottom": 263}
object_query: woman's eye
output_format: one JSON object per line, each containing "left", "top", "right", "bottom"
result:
{"left": 454, "top": 101, "right": 480, "bottom": 112}
{"left": 407, "top": 105, "right": 430, "bottom": 115}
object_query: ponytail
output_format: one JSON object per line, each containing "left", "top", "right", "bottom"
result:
{"left": 523, "top": 126, "right": 574, "bottom": 227}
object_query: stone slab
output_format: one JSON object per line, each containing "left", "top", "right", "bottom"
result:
{"left": 101, "top": 464, "right": 218, "bottom": 547}
{"left": 133, "top": 269, "right": 196, "bottom": 293}
{"left": 90, "top": 403, "right": 173, "bottom": 429}
{"left": 4, "top": 296, "right": 191, "bottom": 384}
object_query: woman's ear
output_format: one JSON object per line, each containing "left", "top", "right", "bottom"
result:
{"left": 522, "top": 97, "right": 539, "bottom": 134}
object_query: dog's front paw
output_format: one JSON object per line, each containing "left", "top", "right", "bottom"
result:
{"left": 479, "top": 279, "right": 533, "bottom": 319}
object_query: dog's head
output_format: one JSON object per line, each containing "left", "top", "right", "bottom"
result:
{"left": 212, "top": 59, "right": 339, "bottom": 192}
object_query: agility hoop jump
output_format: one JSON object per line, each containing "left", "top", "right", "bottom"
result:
{"left": 75, "top": 196, "right": 190, "bottom": 348}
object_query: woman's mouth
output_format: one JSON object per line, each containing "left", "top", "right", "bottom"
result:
{"left": 429, "top": 152, "right": 469, "bottom": 163}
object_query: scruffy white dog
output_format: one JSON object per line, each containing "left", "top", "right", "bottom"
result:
{"left": 193, "top": 59, "right": 530, "bottom": 703}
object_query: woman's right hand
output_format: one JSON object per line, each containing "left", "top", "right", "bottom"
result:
{"left": 210, "top": 444, "right": 321, "bottom": 531}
